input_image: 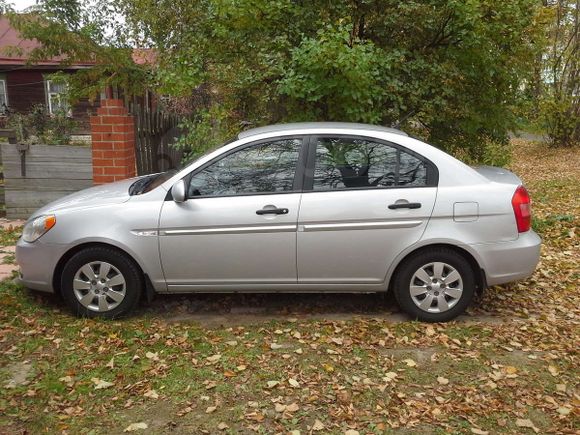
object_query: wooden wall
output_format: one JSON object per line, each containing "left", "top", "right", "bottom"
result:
{"left": 1, "top": 143, "right": 93, "bottom": 218}
{"left": 5, "top": 69, "right": 100, "bottom": 133}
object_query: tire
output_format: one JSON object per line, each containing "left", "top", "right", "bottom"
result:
{"left": 392, "top": 247, "right": 476, "bottom": 322}
{"left": 61, "top": 246, "right": 143, "bottom": 319}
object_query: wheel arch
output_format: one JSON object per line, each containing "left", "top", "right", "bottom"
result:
{"left": 386, "top": 243, "right": 487, "bottom": 294}
{"left": 52, "top": 241, "right": 155, "bottom": 300}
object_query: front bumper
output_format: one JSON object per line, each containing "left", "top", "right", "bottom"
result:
{"left": 15, "top": 238, "right": 68, "bottom": 293}
{"left": 470, "top": 230, "right": 541, "bottom": 286}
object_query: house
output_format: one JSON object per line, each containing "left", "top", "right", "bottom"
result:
{"left": 0, "top": 16, "right": 99, "bottom": 132}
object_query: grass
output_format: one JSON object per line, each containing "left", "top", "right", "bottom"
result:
{"left": 1, "top": 139, "right": 579, "bottom": 434}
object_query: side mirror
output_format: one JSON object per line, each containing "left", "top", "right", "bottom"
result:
{"left": 171, "top": 180, "right": 186, "bottom": 203}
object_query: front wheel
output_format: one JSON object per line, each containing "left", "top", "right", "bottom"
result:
{"left": 392, "top": 248, "right": 476, "bottom": 322}
{"left": 61, "top": 246, "right": 142, "bottom": 319}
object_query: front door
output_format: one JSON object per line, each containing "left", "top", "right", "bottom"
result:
{"left": 297, "top": 136, "right": 438, "bottom": 286}
{"left": 159, "top": 137, "right": 305, "bottom": 290}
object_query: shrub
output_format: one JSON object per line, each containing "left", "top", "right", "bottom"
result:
{"left": 5, "top": 105, "right": 76, "bottom": 145}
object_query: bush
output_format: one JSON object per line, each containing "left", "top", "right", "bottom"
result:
{"left": 540, "top": 96, "right": 580, "bottom": 147}
{"left": 5, "top": 105, "right": 76, "bottom": 145}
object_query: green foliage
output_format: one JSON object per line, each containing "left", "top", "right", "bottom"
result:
{"left": 12, "top": 0, "right": 547, "bottom": 161}
{"left": 537, "top": 0, "right": 579, "bottom": 147}
{"left": 5, "top": 104, "right": 77, "bottom": 145}
{"left": 122, "top": 0, "right": 543, "bottom": 161}
{"left": 6, "top": 0, "right": 151, "bottom": 102}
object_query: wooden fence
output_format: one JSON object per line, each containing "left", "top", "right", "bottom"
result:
{"left": 1, "top": 143, "right": 92, "bottom": 219}
{"left": 129, "top": 102, "right": 183, "bottom": 176}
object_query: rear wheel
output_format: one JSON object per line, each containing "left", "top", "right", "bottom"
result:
{"left": 61, "top": 246, "right": 142, "bottom": 319}
{"left": 392, "top": 248, "right": 476, "bottom": 322}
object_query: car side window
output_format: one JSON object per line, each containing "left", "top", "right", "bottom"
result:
{"left": 312, "top": 137, "right": 428, "bottom": 190}
{"left": 188, "top": 138, "right": 302, "bottom": 197}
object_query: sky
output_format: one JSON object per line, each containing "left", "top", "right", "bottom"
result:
{"left": 9, "top": 0, "right": 38, "bottom": 11}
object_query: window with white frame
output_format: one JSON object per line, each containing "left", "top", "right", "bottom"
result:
{"left": 0, "top": 79, "right": 8, "bottom": 113}
{"left": 45, "top": 79, "right": 71, "bottom": 115}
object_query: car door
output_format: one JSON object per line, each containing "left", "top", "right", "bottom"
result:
{"left": 297, "top": 135, "right": 438, "bottom": 286}
{"left": 159, "top": 137, "right": 307, "bottom": 290}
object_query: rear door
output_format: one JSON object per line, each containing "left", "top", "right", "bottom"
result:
{"left": 297, "top": 135, "right": 438, "bottom": 286}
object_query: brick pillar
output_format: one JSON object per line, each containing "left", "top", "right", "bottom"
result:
{"left": 90, "top": 99, "right": 136, "bottom": 185}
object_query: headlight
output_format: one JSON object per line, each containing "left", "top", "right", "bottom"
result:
{"left": 22, "top": 215, "right": 56, "bottom": 243}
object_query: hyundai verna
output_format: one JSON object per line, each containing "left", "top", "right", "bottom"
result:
{"left": 16, "top": 123, "right": 541, "bottom": 322}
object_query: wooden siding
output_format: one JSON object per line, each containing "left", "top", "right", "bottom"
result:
{"left": 4, "top": 69, "right": 99, "bottom": 132}
{"left": 1, "top": 143, "right": 93, "bottom": 218}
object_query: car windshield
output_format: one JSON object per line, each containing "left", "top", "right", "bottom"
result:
{"left": 128, "top": 170, "right": 177, "bottom": 195}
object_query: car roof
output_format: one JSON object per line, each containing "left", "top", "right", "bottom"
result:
{"left": 237, "top": 122, "right": 408, "bottom": 139}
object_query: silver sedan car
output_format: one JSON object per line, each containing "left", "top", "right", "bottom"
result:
{"left": 16, "top": 123, "right": 541, "bottom": 322}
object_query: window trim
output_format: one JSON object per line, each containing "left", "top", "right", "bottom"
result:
{"left": 178, "top": 135, "right": 309, "bottom": 200}
{"left": 0, "top": 78, "right": 8, "bottom": 109}
{"left": 45, "top": 79, "right": 72, "bottom": 116}
{"left": 302, "top": 134, "right": 439, "bottom": 192}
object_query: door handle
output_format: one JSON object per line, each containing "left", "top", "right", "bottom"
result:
{"left": 256, "top": 208, "right": 289, "bottom": 215}
{"left": 388, "top": 202, "right": 422, "bottom": 210}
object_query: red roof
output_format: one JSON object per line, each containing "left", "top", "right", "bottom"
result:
{"left": 0, "top": 16, "right": 155, "bottom": 68}
{"left": 0, "top": 16, "right": 95, "bottom": 67}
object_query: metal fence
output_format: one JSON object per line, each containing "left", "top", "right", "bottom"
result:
{"left": 128, "top": 101, "right": 183, "bottom": 176}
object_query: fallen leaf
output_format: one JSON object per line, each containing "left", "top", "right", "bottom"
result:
{"left": 123, "top": 422, "right": 148, "bottom": 432}
{"left": 275, "top": 403, "right": 286, "bottom": 413}
{"left": 286, "top": 403, "right": 299, "bottom": 413}
{"left": 145, "top": 352, "right": 159, "bottom": 361}
{"left": 437, "top": 376, "right": 449, "bottom": 385}
{"left": 515, "top": 418, "right": 539, "bottom": 433}
{"left": 270, "top": 343, "right": 283, "bottom": 350}
{"left": 91, "top": 378, "right": 114, "bottom": 390}
{"left": 471, "top": 428, "right": 489, "bottom": 435}
{"left": 217, "top": 422, "right": 229, "bottom": 430}
{"left": 288, "top": 378, "right": 300, "bottom": 388}
{"left": 312, "top": 419, "right": 325, "bottom": 431}
{"left": 206, "top": 354, "right": 221, "bottom": 363}
{"left": 345, "top": 430, "right": 360, "bottom": 435}
{"left": 266, "top": 380, "right": 279, "bottom": 389}
{"left": 144, "top": 389, "right": 159, "bottom": 399}
{"left": 206, "top": 406, "right": 217, "bottom": 414}
{"left": 557, "top": 407, "right": 571, "bottom": 416}
{"left": 106, "top": 357, "right": 114, "bottom": 369}
{"left": 403, "top": 358, "right": 417, "bottom": 367}
{"left": 548, "top": 365, "right": 559, "bottom": 376}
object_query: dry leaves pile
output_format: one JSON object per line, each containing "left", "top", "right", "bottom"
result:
{"left": 0, "top": 139, "right": 578, "bottom": 434}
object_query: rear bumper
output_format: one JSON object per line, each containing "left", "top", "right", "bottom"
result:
{"left": 470, "top": 231, "right": 541, "bottom": 286}
{"left": 15, "top": 238, "right": 68, "bottom": 293}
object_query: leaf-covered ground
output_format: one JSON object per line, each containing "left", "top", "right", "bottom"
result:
{"left": 0, "top": 140, "right": 578, "bottom": 434}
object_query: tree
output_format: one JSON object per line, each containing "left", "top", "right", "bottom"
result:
{"left": 8, "top": 0, "right": 547, "bottom": 162}
{"left": 540, "top": 0, "right": 579, "bottom": 147}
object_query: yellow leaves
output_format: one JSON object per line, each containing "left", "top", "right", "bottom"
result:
{"left": 436, "top": 376, "right": 449, "bottom": 385}
{"left": 548, "top": 365, "right": 559, "bottom": 376}
{"left": 105, "top": 357, "right": 115, "bottom": 369}
{"left": 402, "top": 358, "right": 417, "bottom": 367}
{"left": 205, "top": 405, "right": 217, "bottom": 414}
{"left": 91, "top": 377, "right": 114, "bottom": 390}
{"left": 322, "top": 363, "right": 334, "bottom": 372}
{"left": 123, "top": 422, "right": 148, "bottom": 432}
{"left": 217, "top": 422, "right": 229, "bottom": 430}
{"left": 294, "top": 348, "right": 303, "bottom": 355}
{"left": 270, "top": 343, "right": 283, "bottom": 350}
{"left": 471, "top": 428, "right": 489, "bottom": 435}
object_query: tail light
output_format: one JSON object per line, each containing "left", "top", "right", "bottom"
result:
{"left": 511, "top": 185, "right": 531, "bottom": 233}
